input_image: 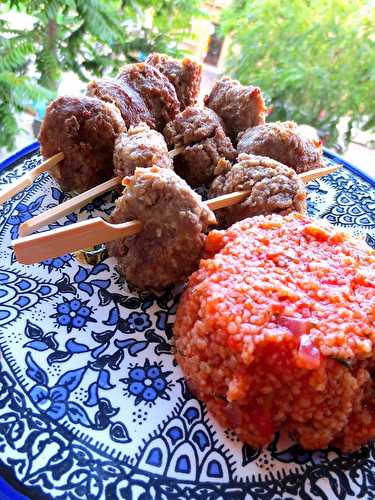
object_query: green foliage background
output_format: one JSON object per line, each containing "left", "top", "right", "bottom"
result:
{"left": 0, "top": 0, "right": 203, "bottom": 150}
{"left": 221, "top": 0, "right": 375, "bottom": 147}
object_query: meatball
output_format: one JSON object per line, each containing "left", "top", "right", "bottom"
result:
{"left": 39, "top": 96, "right": 125, "bottom": 193}
{"left": 237, "top": 121, "right": 323, "bottom": 174}
{"left": 107, "top": 167, "right": 216, "bottom": 290}
{"left": 113, "top": 123, "right": 173, "bottom": 178}
{"left": 87, "top": 78, "right": 155, "bottom": 129}
{"left": 117, "top": 63, "right": 180, "bottom": 131}
{"left": 164, "top": 106, "right": 225, "bottom": 145}
{"left": 204, "top": 76, "right": 266, "bottom": 143}
{"left": 146, "top": 52, "right": 202, "bottom": 110}
{"left": 175, "top": 213, "right": 375, "bottom": 451}
{"left": 209, "top": 153, "right": 307, "bottom": 227}
{"left": 164, "top": 107, "right": 237, "bottom": 186}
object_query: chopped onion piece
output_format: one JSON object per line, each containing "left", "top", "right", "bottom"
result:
{"left": 298, "top": 334, "right": 321, "bottom": 369}
{"left": 279, "top": 316, "right": 309, "bottom": 336}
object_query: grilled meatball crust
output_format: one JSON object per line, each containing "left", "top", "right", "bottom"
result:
{"left": 209, "top": 153, "right": 307, "bottom": 227}
{"left": 164, "top": 106, "right": 237, "bottom": 187}
{"left": 107, "top": 167, "right": 216, "bottom": 291}
{"left": 237, "top": 121, "right": 323, "bottom": 174}
{"left": 146, "top": 52, "right": 202, "bottom": 110}
{"left": 39, "top": 95, "right": 125, "bottom": 193}
{"left": 113, "top": 123, "right": 173, "bottom": 178}
{"left": 204, "top": 76, "right": 266, "bottom": 143}
{"left": 164, "top": 106, "right": 225, "bottom": 145}
{"left": 117, "top": 63, "right": 180, "bottom": 131}
{"left": 87, "top": 78, "right": 155, "bottom": 129}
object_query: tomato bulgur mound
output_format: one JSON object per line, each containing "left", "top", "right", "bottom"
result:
{"left": 174, "top": 213, "right": 375, "bottom": 451}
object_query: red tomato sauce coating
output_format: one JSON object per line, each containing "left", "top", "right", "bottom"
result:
{"left": 174, "top": 213, "right": 375, "bottom": 451}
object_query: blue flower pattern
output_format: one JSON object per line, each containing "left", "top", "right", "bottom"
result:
{"left": 30, "top": 384, "right": 68, "bottom": 420}
{"left": 0, "top": 152, "right": 374, "bottom": 499}
{"left": 41, "top": 254, "right": 72, "bottom": 271}
{"left": 52, "top": 298, "right": 95, "bottom": 332}
{"left": 127, "top": 312, "right": 152, "bottom": 332}
{"left": 122, "top": 360, "right": 172, "bottom": 405}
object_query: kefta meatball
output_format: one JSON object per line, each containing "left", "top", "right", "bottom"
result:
{"left": 204, "top": 76, "right": 266, "bottom": 143}
{"left": 146, "top": 52, "right": 202, "bottom": 110}
{"left": 107, "top": 167, "right": 216, "bottom": 291}
{"left": 237, "top": 121, "right": 323, "bottom": 174}
{"left": 209, "top": 153, "right": 307, "bottom": 227}
{"left": 39, "top": 96, "right": 125, "bottom": 193}
{"left": 113, "top": 123, "right": 173, "bottom": 178}
{"left": 117, "top": 63, "right": 180, "bottom": 131}
{"left": 87, "top": 78, "right": 155, "bottom": 129}
{"left": 164, "top": 107, "right": 237, "bottom": 187}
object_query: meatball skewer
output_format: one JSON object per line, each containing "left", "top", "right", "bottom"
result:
{"left": 38, "top": 96, "right": 126, "bottom": 193}
{"left": 0, "top": 52, "right": 192, "bottom": 206}
{"left": 164, "top": 106, "right": 237, "bottom": 186}
{"left": 0, "top": 95, "right": 127, "bottom": 204}
{"left": 19, "top": 123, "right": 183, "bottom": 236}
{"left": 204, "top": 76, "right": 267, "bottom": 143}
{"left": 237, "top": 121, "right": 323, "bottom": 173}
{"left": 145, "top": 52, "right": 202, "bottom": 110}
{"left": 18, "top": 135, "right": 332, "bottom": 238}
{"left": 209, "top": 153, "right": 307, "bottom": 227}
{"left": 13, "top": 163, "right": 341, "bottom": 268}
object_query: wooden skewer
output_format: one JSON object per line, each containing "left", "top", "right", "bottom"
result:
{"left": 13, "top": 162, "right": 342, "bottom": 266}
{"left": 19, "top": 176, "right": 121, "bottom": 237}
{"left": 14, "top": 218, "right": 142, "bottom": 264}
{"left": 0, "top": 145, "right": 184, "bottom": 208}
{"left": 19, "top": 163, "right": 341, "bottom": 236}
{"left": 169, "top": 145, "right": 184, "bottom": 158}
{"left": 298, "top": 164, "right": 340, "bottom": 183}
{"left": 0, "top": 152, "right": 64, "bottom": 205}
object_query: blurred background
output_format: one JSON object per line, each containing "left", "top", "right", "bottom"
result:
{"left": 0, "top": 0, "right": 374, "bottom": 172}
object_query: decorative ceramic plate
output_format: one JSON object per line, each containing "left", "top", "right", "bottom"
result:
{"left": 0, "top": 144, "right": 374, "bottom": 500}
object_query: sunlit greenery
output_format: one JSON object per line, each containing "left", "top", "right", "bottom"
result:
{"left": 0, "top": 0, "right": 203, "bottom": 149}
{"left": 221, "top": 0, "right": 375, "bottom": 147}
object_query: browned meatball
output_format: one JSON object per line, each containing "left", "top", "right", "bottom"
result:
{"left": 164, "top": 106, "right": 225, "bottom": 145}
{"left": 117, "top": 63, "right": 180, "bottom": 131}
{"left": 107, "top": 167, "right": 216, "bottom": 291}
{"left": 237, "top": 121, "right": 323, "bottom": 174}
{"left": 113, "top": 123, "right": 173, "bottom": 178}
{"left": 209, "top": 153, "right": 307, "bottom": 227}
{"left": 164, "top": 107, "right": 237, "bottom": 186}
{"left": 87, "top": 78, "right": 155, "bottom": 129}
{"left": 146, "top": 52, "right": 202, "bottom": 110}
{"left": 39, "top": 96, "right": 125, "bottom": 193}
{"left": 204, "top": 76, "right": 267, "bottom": 143}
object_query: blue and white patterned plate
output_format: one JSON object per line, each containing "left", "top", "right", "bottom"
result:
{"left": 0, "top": 144, "right": 374, "bottom": 500}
